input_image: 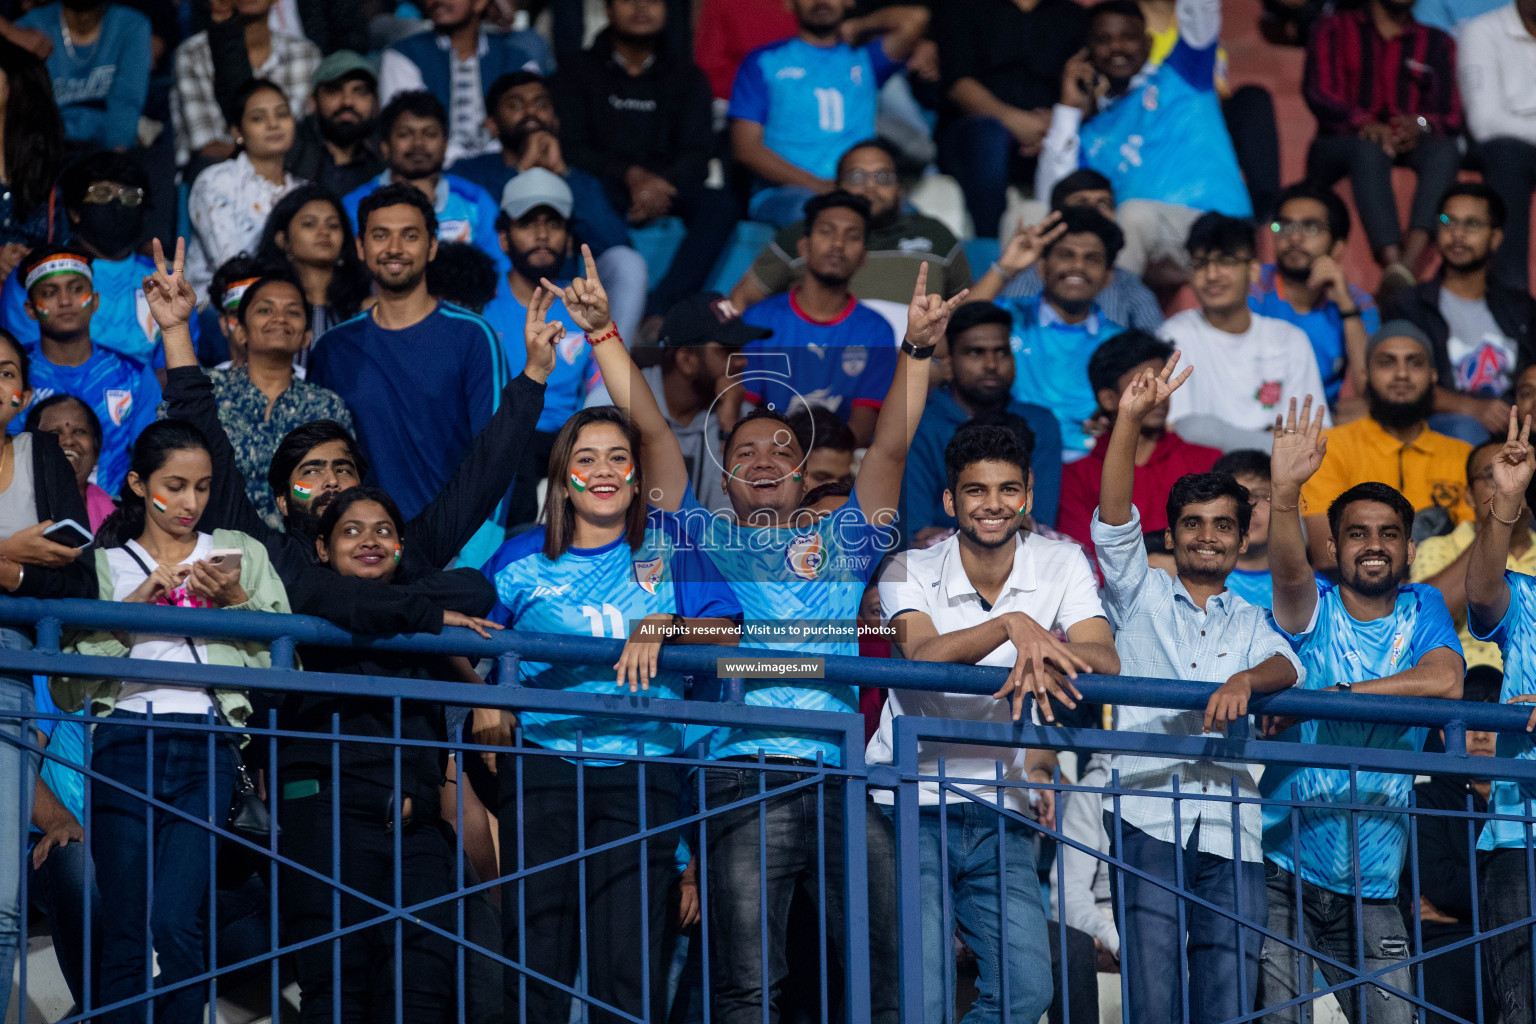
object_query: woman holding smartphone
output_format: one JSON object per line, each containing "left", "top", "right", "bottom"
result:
{"left": 52, "top": 419, "right": 290, "bottom": 1024}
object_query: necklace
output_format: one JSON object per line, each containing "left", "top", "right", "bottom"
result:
{"left": 59, "top": 10, "right": 101, "bottom": 63}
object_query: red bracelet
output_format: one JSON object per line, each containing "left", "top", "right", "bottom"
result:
{"left": 587, "top": 323, "right": 621, "bottom": 346}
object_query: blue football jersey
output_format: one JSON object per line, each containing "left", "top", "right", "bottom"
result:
{"left": 728, "top": 38, "right": 900, "bottom": 181}
{"left": 739, "top": 292, "right": 896, "bottom": 424}
{"left": 1, "top": 255, "right": 188, "bottom": 368}
{"left": 1471, "top": 571, "right": 1536, "bottom": 851}
{"left": 483, "top": 509, "right": 740, "bottom": 760}
{"left": 11, "top": 345, "right": 161, "bottom": 495}
{"left": 668, "top": 485, "right": 893, "bottom": 766}
{"left": 1261, "top": 582, "right": 1463, "bottom": 898}
{"left": 999, "top": 297, "right": 1123, "bottom": 459}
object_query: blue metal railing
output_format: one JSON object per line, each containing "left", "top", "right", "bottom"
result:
{"left": 0, "top": 597, "right": 1531, "bottom": 1024}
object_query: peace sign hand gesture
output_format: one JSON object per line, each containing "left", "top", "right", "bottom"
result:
{"left": 1270, "top": 396, "right": 1328, "bottom": 497}
{"left": 521, "top": 285, "right": 563, "bottom": 386}
{"left": 1116, "top": 350, "right": 1192, "bottom": 426}
{"left": 141, "top": 237, "right": 197, "bottom": 332}
{"left": 1491, "top": 405, "right": 1535, "bottom": 501}
{"left": 997, "top": 212, "right": 1068, "bottom": 278}
{"left": 903, "top": 262, "right": 970, "bottom": 351}
{"left": 540, "top": 243, "right": 611, "bottom": 336}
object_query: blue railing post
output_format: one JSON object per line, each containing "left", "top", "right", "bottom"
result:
{"left": 891, "top": 715, "right": 925, "bottom": 1023}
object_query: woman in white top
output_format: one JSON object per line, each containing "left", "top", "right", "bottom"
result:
{"left": 53, "top": 418, "right": 290, "bottom": 1024}
{"left": 186, "top": 77, "right": 301, "bottom": 301}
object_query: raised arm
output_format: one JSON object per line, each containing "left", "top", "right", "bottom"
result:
{"left": 856, "top": 263, "right": 969, "bottom": 521}
{"left": 1268, "top": 397, "right": 1329, "bottom": 635}
{"left": 1099, "top": 354, "right": 1192, "bottom": 527}
{"left": 966, "top": 213, "right": 1064, "bottom": 304}
{"left": 843, "top": 4, "right": 929, "bottom": 63}
{"left": 542, "top": 244, "right": 691, "bottom": 512}
{"left": 1467, "top": 408, "right": 1533, "bottom": 629}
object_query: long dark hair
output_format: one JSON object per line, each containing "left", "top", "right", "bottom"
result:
{"left": 96, "top": 420, "right": 211, "bottom": 548}
{"left": 257, "top": 184, "right": 371, "bottom": 318}
{"left": 541, "top": 407, "right": 646, "bottom": 560}
{"left": 315, "top": 486, "right": 405, "bottom": 576}
{"left": 0, "top": 38, "right": 67, "bottom": 221}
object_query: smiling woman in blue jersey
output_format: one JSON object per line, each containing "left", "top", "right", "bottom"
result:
{"left": 553, "top": 241, "right": 968, "bottom": 1024}
{"left": 480, "top": 286, "right": 740, "bottom": 1024}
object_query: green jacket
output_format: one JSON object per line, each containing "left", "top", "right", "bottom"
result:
{"left": 51, "top": 529, "right": 293, "bottom": 724}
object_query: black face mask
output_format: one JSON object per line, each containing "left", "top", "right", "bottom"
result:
{"left": 73, "top": 201, "right": 144, "bottom": 260}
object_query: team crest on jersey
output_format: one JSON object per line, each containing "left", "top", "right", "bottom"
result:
{"left": 1142, "top": 85, "right": 1159, "bottom": 111}
{"left": 841, "top": 346, "right": 868, "bottom": 377}
{"left": 105, "top": 389, "right": 132, "bottom": 426}
{"left": 632, "top": 556, "right": 664, "bottom": 595}
{"left": 439, "top": 219, "right": 472, "bottom": 244}
{"left": 785, "top": 533, "right": 825, "bottom": 581}
{"left": 850, "top": 65, "right": 863, "bottom": 86}
{"left": 1388, "top": 631, "right": 1406, "bottom": 670}
{"left": 560, "top": 331, "right": 585, "bottom": 364}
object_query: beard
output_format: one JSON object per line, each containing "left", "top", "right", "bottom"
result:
{"left": 1442, "top": 250, "right": 1491, "bottom": 275}
{"left": 1340, "top": 554, "right": 1407, "bottom": 598}
{"left": 808, "top": 265, "right": 854, "bottom": 290}
{"left": 510, "top": 248, "right": 561, "bottom": 287}
{"left": 1275, "top": 252, "right": 1314, "bottom": 285}
{"left": 954, "top": 378, "right": 1010, "bottom": 413}
{"left": 1366, "top": 380, "right": 1436, "bottom": 432}
{"left": 318, "top": 112, "right": 377, "bottom": 148}
{"left": 956, "top": 516, "right": 1022, "bottom": 550}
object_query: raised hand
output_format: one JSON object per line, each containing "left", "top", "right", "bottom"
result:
{"left": 521, "top": 285, "right": 564, "bottom": 385}
{"left": 1116, "top": 350, "right": 1191, "bottom": 425}
{"left": 1491, "top": 406, "right": 1535, "bottom": 500}
{"left": 142, "top": 237, "right": 197, "bottom": 331}
{"left": 1270, "top": 396, "right": 1328, "bottom": 494}
{"left": 541, "top": 243, "right": 611, "bottom": 336}
{"left": 997, "top": 211, "right": 1067, "bottom": 278}
{"left": 903, "top": 262, "right": 970, "bottom": 351}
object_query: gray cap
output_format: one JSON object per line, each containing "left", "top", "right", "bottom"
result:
{"left": 499, "top": 168, "right": 573, "bottom": 221}
{"left": 312, "top": 50, "right": 376, "bottom": 90}
{"left": 1367, "top": 319, "right": 1435, "bottom": 362}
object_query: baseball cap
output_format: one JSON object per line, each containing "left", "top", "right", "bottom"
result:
{"left": 658, "top": 293, "right": 773, "bottom": 348}
{"left": 313, "top": 51, "right": 377, "bottom": 90}
{"left": 499, "top": 168, "right": 573, "bottom": 221}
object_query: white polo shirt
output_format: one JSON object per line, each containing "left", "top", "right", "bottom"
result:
{"left": 867, "top": 531, "right": 1106, "bottom": 812}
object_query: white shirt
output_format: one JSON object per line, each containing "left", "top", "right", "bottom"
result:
{"left": 1458, "top": 3, "right": 1536, "bottom": 146}
{"left": 1162, "top": 308, "right": 1332, "bottom": 434}
{"left": 186, "top": 153, "right": 300, "bottom": 303}
{"left": 107, "top": 534, "right": 216, "bottom": 716}
{"left": 867, "top": 531, "right": 1106, "bottom": 812}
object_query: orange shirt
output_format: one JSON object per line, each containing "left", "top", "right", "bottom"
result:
{"left": 1300, "top": 416, "right": 1473, "bottom": 525}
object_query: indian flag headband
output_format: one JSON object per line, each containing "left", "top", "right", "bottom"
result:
{"left": 220, "top": 277, "right": 261, "bottom": 313}
{"left": 24, "top": 255, "right": 93, "bottom": 293}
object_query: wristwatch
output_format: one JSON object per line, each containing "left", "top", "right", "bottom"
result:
{"left": 900, "top": 337, "right": 937, "bottom": 360}
{"left": 1335, "top": 681, "right": 1352, "bottom": 694}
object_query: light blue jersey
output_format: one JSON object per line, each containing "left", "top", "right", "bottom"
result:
{"left": 998, "top": 297, "right": 1122, "bottom": 459}
{"left": 1224, "top": 567, "right": 1274, "bottom": 610}
{"left": 1471, "top": 571, "right": 1536, "bottom": 851}
{"left": 1261, "top": 582, "right": 1463, "bottom": 898}
{"left": 0, "top": 256, "right": 193, "bottom": 368}
{"left": 480, "top": 277, "right": 597, "bottom": 433}
{"left": 1079, "top": 40, "right": 1250, "bottom": 216}
{"left": 670, "top": 485, "right": 891, "bottom": 766}
{"left": 483, "top": 509, "right": 740, "bottom": 761}
{"left": 728, "top": 37, "right": 901, "bottom": 182}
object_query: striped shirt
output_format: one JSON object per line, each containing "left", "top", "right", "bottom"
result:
{"left": 1304, "top": 9, "right": 1463, "bottom": 136}
{"left": 1091, "top": 507, "right": 1303, "bottom": 862}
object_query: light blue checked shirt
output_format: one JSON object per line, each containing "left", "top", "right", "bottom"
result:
{"left": 1092, "top": 507, "right": 1304, "bottom": 861}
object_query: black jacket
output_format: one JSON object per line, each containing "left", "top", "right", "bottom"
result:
{"left": 286, "top": 116, "right": 385, "bottom": 200}
{"left": 161, "top": 364, "right": 547, "bottom": 599}
{"left": 1385, "top": 278, "right": 1536, "bottom": 399}
{"left": 13, "top": 430, "right": 96, "bottom": 600}
{"left": 552, "top": 29, "right": 716, "bottom": 199}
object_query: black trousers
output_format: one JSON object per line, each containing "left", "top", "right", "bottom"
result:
{"left": 1479, "top": 137, "right": 1536, "bottom": 292}
{"left": 279, "top": 779, "right": 459, "bottom": 1024}
{"left": 1307, "top": 133, "right": 1461, "bottom": 255}
{"left": 637, "top": 184, "right": 742, "bottom": 318}
{"left": 1223, "top": 86, "right": 1282, "bottom": 222}
{"left": 1479, "top": 847, "right": 1536, "bottom": 1024}
{"left": 497, "top": 751, "right": 679, "bottom": 1024}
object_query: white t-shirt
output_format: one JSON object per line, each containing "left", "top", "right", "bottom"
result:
{"left": 1439, "top": 290, "right": 1517, "bottom": 395}
{"left": 107, "top": 534, "right": 216, "bottom": 716}
{"left": 1161, "top": 309, "right": 1332, "bottom": 433}
{"left": 867, "top": 531, "right": 1106, "bottom": 811}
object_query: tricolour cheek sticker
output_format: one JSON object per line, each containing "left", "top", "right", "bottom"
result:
{"left": 151, "top": 494, "right": 168, "bottom": 514}
{"left": 292, "top": 482, "right": 313, "bottom": 500}
{"left": 1017, "top": 496, "right": 1029, "bottom": 516}
{"left": 623, "top": 465, "right": 635, "bottom": 485}
{"left": 729, "top": 464, "right": 743, "bottom": 481}
{"left": 569, "top": 469, "right": 590, "bottom": 493}
{"left": 792, "top": 472, "right": 803, "bottom": 482}
{"left": 8, "top": 392, "right": 19, "bottom": 408}
{"left": 393, "top": 545, "right": 401, "bottom": 564}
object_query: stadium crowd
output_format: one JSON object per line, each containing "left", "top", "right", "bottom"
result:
{"left": 0, "top": 0, "right": 1532, "bottom": 1019}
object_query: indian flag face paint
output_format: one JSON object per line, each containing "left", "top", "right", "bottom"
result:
{"left": 569, "top": 469, "right": 590, "bottom": 493}
{"left": 1017, "top": 495, "right": 1029, "bottom": 516}
{"left": 292, "top": 481, "right": 313, "bottom": 501}
{"left": 151, "top": 494, "right": 168, "bottom": 514}
{"left": 622, "top": 465, "right": 635, "bottom": 486}
{"left": 393, "top": 545, "right": 401, "bottom": 564}
{"left": 729, "top": 464, "right": 743, "bottom": 481}
{"left": 8, "top": 392, "right": 19, "bottom": 408}
{"left": 792, "top": 472, "right": 803, "bottom": 482}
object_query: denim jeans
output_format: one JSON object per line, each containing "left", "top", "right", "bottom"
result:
{"left": 1258, "top": 864, "right": 1418, "bottom": 1024}
{"left": 936, "top": 115, "right": 1032, "bottom": 240}
{"left": 29, "top": 837, "right": 102, "bottom": 1010}
{"left": 1112, "top": 819, "right": 1267, "bottom": 1024}
{"left": 91, "top": 710, "right": 236, "bottom": 1024}
{"left": 702, "top": 765, "right": 898, "bottom": 1024}
{"left": 0, "top": 630, "right": 39, "bottom": 1017}
{"left": 1479, "top": 848, "right": 1535, "bottom": 1024}
{"left": 910, "top": 802, "right": 1052, "bottom": 1024}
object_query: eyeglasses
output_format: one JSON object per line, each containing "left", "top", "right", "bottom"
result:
{"left": 1271, "top": 218, "right": 1327, "bottom": 238}
{"left": 1189, "top": 254, "right": 1250, "bottom": 272}
{"left": 840, "top": 170, "right": 898, "bottom": 188}
{"left": 1439, "top": 214, "right": 1490, "bottom": 233}
{"left": 83, "top": 183, "right": 144, "bottom": 207}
